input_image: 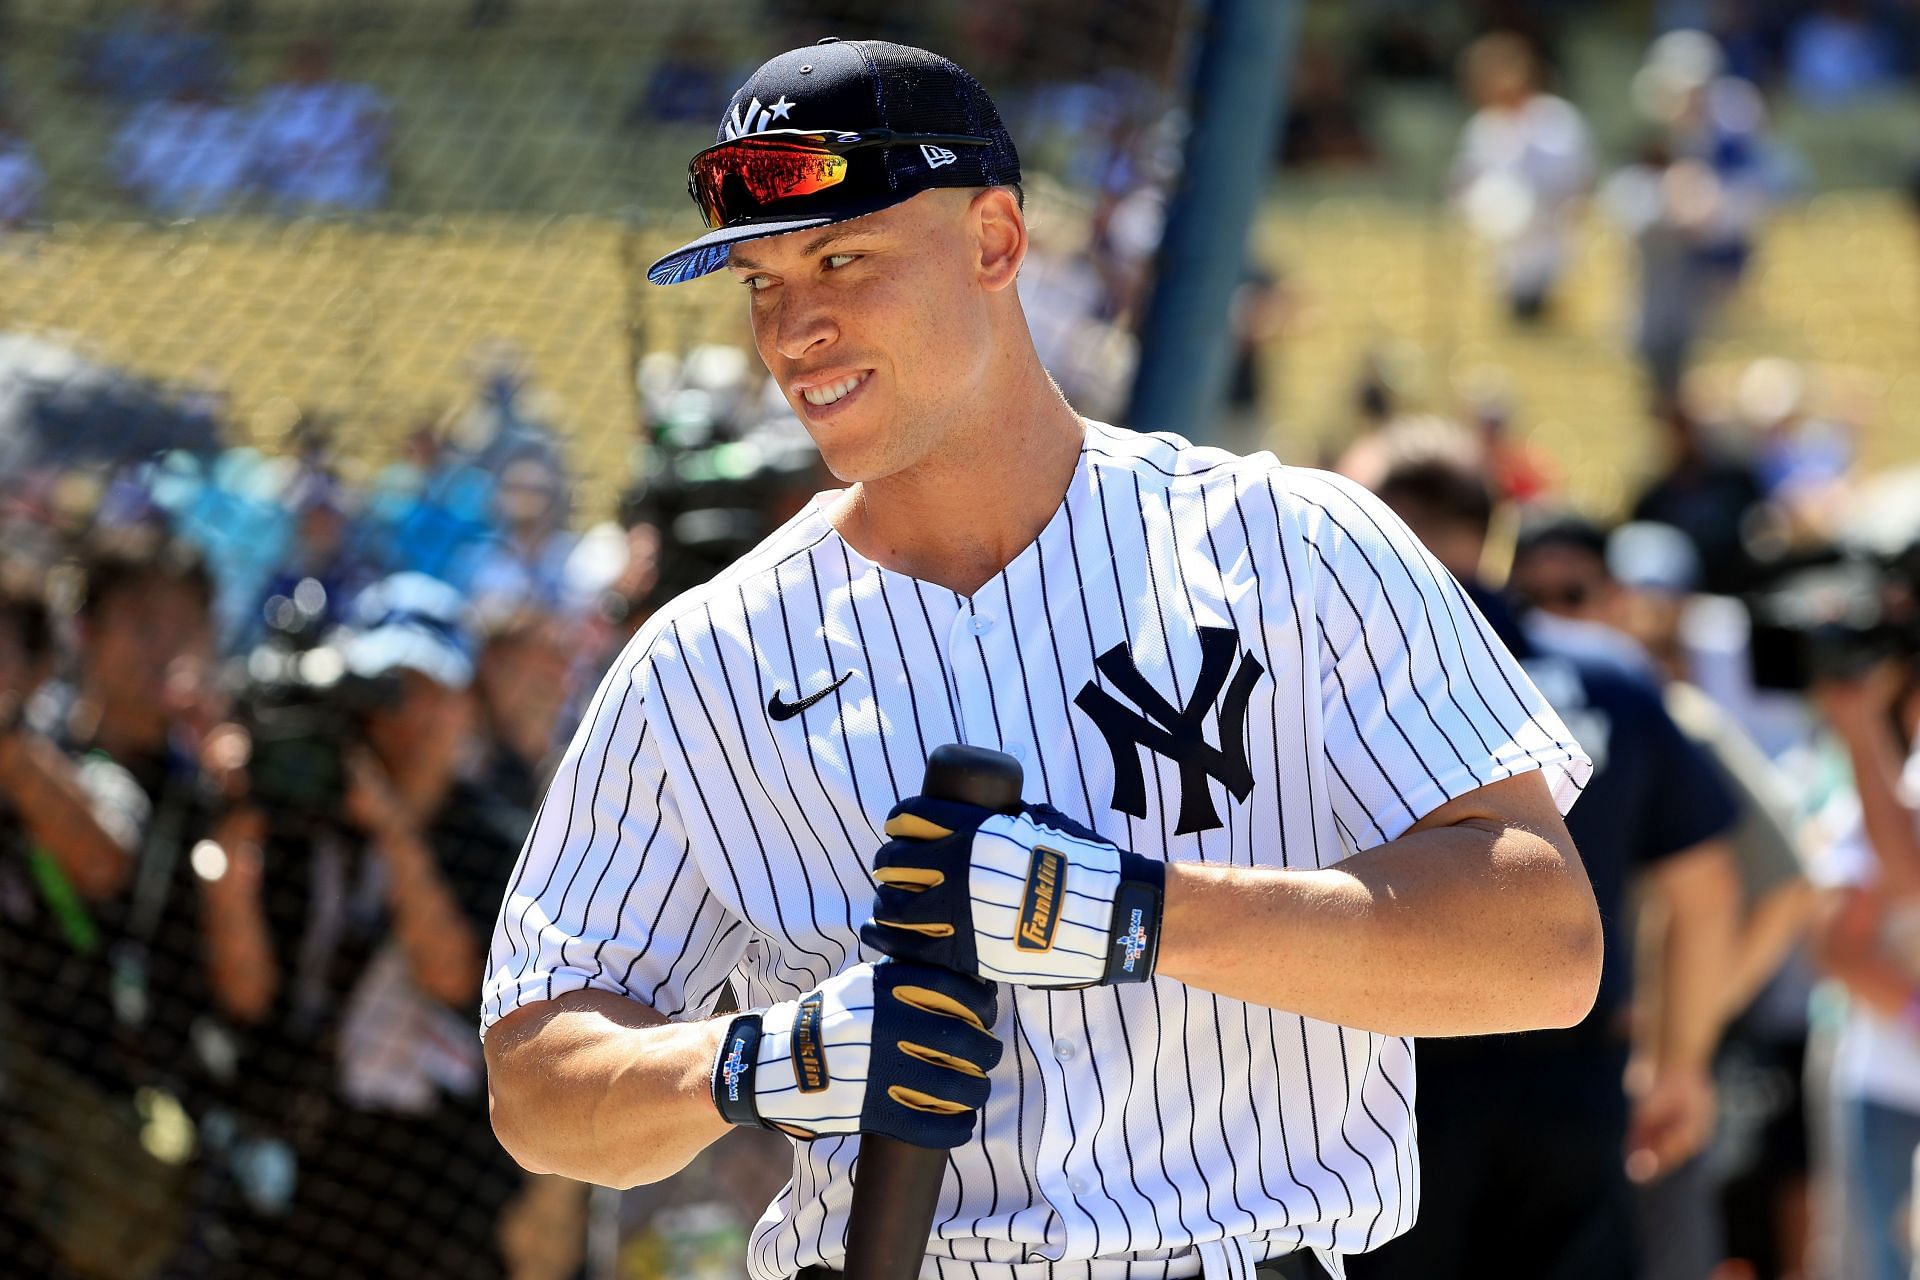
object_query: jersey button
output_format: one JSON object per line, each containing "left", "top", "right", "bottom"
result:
{"left": 1053, "top": 1038, "right": 1076, "bottom": 1061}
{"left": 1068, "top": 1175, "right": 1090, "bottom": 1196}
{"left": 968, "top": 615, "right": 994, "bottom": 636}
{"left": 1007, "top": 743, "right": 1027, "bottom": 763}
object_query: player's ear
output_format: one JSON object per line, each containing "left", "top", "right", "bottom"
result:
{"left": 970, "top": 187, "right": 1025, "bottom": 293}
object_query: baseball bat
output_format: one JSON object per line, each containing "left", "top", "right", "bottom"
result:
{"left": 842, "top": 743, "right": 1023, "bottom": 1280}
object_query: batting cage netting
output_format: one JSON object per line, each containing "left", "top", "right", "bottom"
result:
{"left": 0, "top": 3, "right": 1199, "bottom": 1279}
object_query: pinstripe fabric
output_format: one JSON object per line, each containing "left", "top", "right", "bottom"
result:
{"left": 481, "top": 423, "right": 1591, "bottom": 1280}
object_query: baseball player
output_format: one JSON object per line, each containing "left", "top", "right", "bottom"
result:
{"left": 482, "top": 39, "right": 1603, "bottom": 1280}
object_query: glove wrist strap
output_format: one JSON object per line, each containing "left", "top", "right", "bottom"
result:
{"left": 712, "top": 1011, "right": 771, "bottom": 1128}
{"left": 1102, "top": 854, "right": 1166, "bottom": 984}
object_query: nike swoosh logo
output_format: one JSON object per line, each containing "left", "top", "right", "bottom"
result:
{"left": 767, "top": 671, "right": 855, "bottom": 722}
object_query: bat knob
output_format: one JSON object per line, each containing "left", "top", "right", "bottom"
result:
{"left": 921, "top": 743, "right": 1023, "bottom": 813}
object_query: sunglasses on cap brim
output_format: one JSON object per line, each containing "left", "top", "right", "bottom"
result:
{"left": 687, "top": 129, "right": 993, "bottom": 230}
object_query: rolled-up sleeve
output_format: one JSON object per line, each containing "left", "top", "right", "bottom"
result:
{"left": 480, "top": 638, "right": 748, "bottom": 1038}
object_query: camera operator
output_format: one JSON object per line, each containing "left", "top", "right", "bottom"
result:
{"left": 223, "top": 571, "right": 521, "bottom": 1280}
{"left": 0, "top": 534, "right": 268, "bottom": 1280}
{"left": 1806, "top": 659, "right": 1920, "bottom": 1280}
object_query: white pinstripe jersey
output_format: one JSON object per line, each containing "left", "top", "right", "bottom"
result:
{"left": 482, "top": 422, "right": 1590, "bottom": 1280}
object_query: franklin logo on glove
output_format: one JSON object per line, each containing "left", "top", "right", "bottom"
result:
{"left": 865, "top": 798, "right": 1167, "bottom": 989}
{"left": 1015, "top": 848, "right": 1065, "bottom": 952}
{"left": 792, "top": 993, "right": 829, "bottom": 1092}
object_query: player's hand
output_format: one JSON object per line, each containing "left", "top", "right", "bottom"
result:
{"left": 710, "top": 960, "right": 1001, "bottom": 1149}
{"left": 860, "top": 797, "right": 1166, "bottom": 988}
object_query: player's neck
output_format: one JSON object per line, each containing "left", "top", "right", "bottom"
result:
{"left": 833, "top": 363, "right": 1083, "bottom": 597}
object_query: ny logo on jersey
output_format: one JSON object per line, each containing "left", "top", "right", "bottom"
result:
{"left": 1073, "top": 627, "right": 1263, "bottom": 835}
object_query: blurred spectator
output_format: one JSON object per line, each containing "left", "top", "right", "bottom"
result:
{"left": 473, "top": 606, "right": 576, "bottom": 783}
{"left": 1349, "top": 449, "right": 1741, "bottom": 1280}
{"left": 1359, "top": 6, "right": 1450, "bottom": 82}
{"left": 463, "top": 454, "right": 579, "bottom": 621}
{"left": 1607, "top": 519, "right": 1820, "bottom": 1280}
{"left": 1631, "top": 395, "right": 1768, "bottom": 596}
{"left": 1217, "top": 265, "right": 1291, "bottom": 455}
{"left": 73, "top": 0, "right": 230, "bottom": 108}
{"left": 1638, "top": 29, "right": 1773, "bottom": 257}
{"left": 1606, "top": 30, "right": 1775, "bottom": 394}
{"left": 1450, "top": 31, "right": 1594, "bottom": 323}
{"left": 1807, "top": 665, "right": 1920, "bottom": 1280}
{"left": 234, "top": 572, "right": 523, "bottom": 1280}
{"left": 628, "top": 29, "right": 733, "bottom": 127}
{"left": 111, "top": 81, "right": 254, "bottom": 216}
{"left": 246, "top": 470, "right": 379, "bottom": 650}
{"left": 1736, "top": 357, "right": 1856, "bottom": 536}
{"left": 1601, "top": 139, "right": 1731, "bottom": 397}
{"left": 1467, "top": 386, "right": 1557, "bottom": 506}
{"left": 249, "top": 39, "right": 391, "bottom": 213}
{"left": 1786, "top": 0, "right": 1899, "bottom": 108}
{"left": 1279, "top": 40, "right": 1375, "bottom": 170}
{"left": 1517, "top": 513, "right": 1819, "bottom": 1279}
{"left": 1019, "top": 209, "right": 1131, "bottom": 419}
{"left": 0, "top": 575, "right": 86, "bottom": 1274}
{"left": 0, "top": 534, "right": 269, "bottom": 1280}
{"left": 1509, "top": 512, "right": 1660, "bottom": 677}
{"left": 0, "top": 109, "right": 43, "bottom": 229}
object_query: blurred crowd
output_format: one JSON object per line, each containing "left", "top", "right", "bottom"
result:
{"left": 0, "top": 2, "right": 391, "bottom": 225}
{"left": 1444, "top": 24, "right": 1792, "bottom": 397}
{"left": 5, "top": 352, "right": 1917, "bottom": 1280}
{"left": 0, "top": 335, "right": 821, "bottom": 1280}
{"left": 1325, "top": 358, "right": 1920, "bottom": 1280}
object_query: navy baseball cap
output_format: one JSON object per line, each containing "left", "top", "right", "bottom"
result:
{"left": 646, "top": 38, "right": 1022, "bottom": 286}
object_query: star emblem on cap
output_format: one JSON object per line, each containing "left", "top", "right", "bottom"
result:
{"left": 769, "top": 96, "right": 794, "bottom": 121}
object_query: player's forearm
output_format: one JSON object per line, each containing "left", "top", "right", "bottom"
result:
{"left": 1156, "top": 819, "right": 1601, "bottom": 1036}
{"left": 485, "top": 988, "right": 732, "bottom": 1189}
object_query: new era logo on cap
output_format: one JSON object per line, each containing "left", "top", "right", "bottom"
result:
{"left": 920, "top": 143, "right": 958, "bottom": 169}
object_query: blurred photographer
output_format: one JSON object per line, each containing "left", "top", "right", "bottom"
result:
{"left": 224, "top": 572, "right": 522, "bottom": 1279}
{"left": 0, "top": 535, "right": 267, "bottom": 1280}
{"left": 469, "top": 606, "right": 593, "bottom": 1280}
{"left": 1806, "top": 658, "right": 1920, "bottom": 1280}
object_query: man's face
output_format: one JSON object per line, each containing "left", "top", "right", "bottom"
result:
{"left": 364, "top": 670, "right": 475, "bottom": 803}
{"left": 84, "top": 580, "right": 213, "bottom": 737}
{"left": 729, "top": 189, "right": 1012, "bottom": 484}
{"left": 478, "top": 618, "right": 575, "bottom": 761}
{"left": 1511, "top": 544, "right": 1612, "bottom": 622}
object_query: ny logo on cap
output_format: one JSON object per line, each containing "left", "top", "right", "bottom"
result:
{"left": 723, "top": 95, "right": 796, "bottom": 139}
{"left": 920, "top": 144, "right": 958, "bottom": 169}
